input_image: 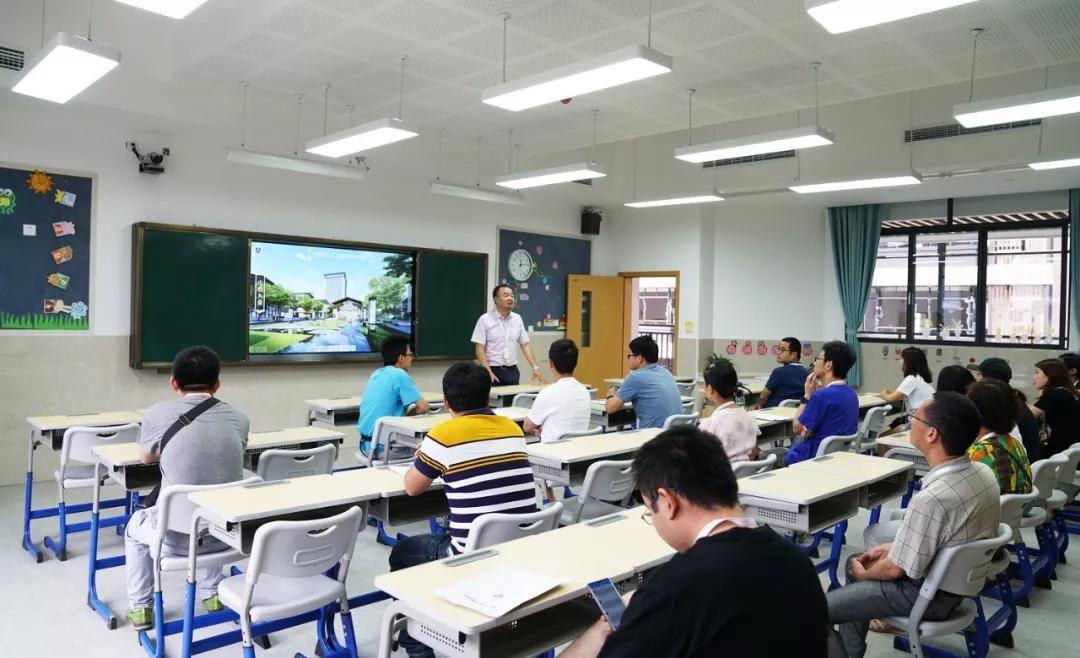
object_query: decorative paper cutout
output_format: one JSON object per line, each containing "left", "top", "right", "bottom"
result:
{"left": 757, "top": 340, "right": 767, "bottom": 355}
{"left": 803, "top": 342, "right": 813, "bottom": 356}
{"left": 54, "top": 189, "right": 76, "bottom": 207}
{"left": 27, "top": 170, "right": 53, "bottom": 195}
{"left": 725, "top": 340, "right": 737, "bottom": 355}
{"left": 0, "top": 188, "right": 14, "bottom": 215}
{"left": 51, "top": 246, "right": 73, "bottom": 264}
{"left": 70, "top": 301, "right": 88, "bottom": 320}
{"left": 742, "top": 340, "right": 752, "bottom": 355}
{"left": 23, "top": 224, "right": 36, "bottom": 236}
{"left": 52, "top": 221, "right": 75, "bottom": 237}
{"left": 43, "top": 299, "right": 70, "bottom": 314}
{"left": 47, "top": 273, "right": 70, "bottom": 290}
{"left": 771, "top": 343, "right": 781, "bottom": 355}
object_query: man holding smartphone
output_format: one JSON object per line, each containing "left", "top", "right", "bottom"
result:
{"left": 560, "top": 426, "right": 828, "bottom": 658}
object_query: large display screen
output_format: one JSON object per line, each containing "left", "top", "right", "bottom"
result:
{"left": 248, "top": 240, "right": 414, "bottom": 358}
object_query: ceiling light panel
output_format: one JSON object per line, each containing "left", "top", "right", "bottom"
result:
{"left": 114, "top": 0, "right": 211, "bottom": 19}
{"left": 675, "top": 126, "right": 834, "bottom": 163}
{"left": 1028, "top": 157, "right": 1080, "bottom": 171}
{"left": 625, "top": 193, "right": 724, "bottom": 208}
{"left": 305, "top": 118, "right": 419, "bottom": 158}
{"left": 805, "top": 0, "right": 983, "bottom": 34}
{"left": 495, "top": 162, "right": 607, "bottom": 190}
{"left": 11, "top": 32, "right": 120, "bottom": 104}
{"left": 954, "top": 83, "right": 1080, "bottom": 128}
{"left": 789, "top": 173, "right": 923, "bottom": 194}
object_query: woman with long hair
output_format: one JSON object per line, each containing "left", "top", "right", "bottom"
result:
{"left": 879, "top": 347, "right": 935, "bottom": 434}
{"left": 1030, "top": 358, "right": 1080, "bottom": 457}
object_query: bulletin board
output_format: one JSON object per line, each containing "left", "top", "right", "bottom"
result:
{"left": 0, "top": 164, "right": 92, "bottom": 330}
{"left": 497, "top": 227, "right": 591, "bottom": 331}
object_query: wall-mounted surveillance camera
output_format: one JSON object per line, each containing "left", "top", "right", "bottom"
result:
{"left": 126, "top": 141, "right": 170, "bottom": 174}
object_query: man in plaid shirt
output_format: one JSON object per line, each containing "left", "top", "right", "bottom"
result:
{"left": 826, "top": 392, "right": 1000, "bottom": 658}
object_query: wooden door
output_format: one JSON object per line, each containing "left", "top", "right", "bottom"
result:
{"left": 566, "top": 275, "right": 626, "bottom": 392}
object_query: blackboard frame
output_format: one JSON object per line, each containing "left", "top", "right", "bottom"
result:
{"left": 130, "top": 222, "right": 487, "bottom": 369}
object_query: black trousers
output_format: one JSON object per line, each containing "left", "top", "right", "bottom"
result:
{"left": 490, "top": 364, "right": 520, "bottom": 385}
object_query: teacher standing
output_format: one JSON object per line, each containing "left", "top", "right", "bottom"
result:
{"left": 471, "top": 284, "right": 547, "bottom": 385}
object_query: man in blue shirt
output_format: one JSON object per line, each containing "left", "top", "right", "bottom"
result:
{"left": 357, "top": 336, "right": 429, "bottom": 456}
{"left": 757, "top": 336, "right": 809, "bottom": 408}
{"left": 788, "top": 340, "right": 859, "bottom": 465}
{"left": 606, "top": 336, "right": 683, "bottom": 429}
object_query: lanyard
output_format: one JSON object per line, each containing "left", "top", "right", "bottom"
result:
{"left": 921, "top": 458, "right": 971, "bottom": 488}
{"left": 696, "top": 516, "right": 758, "bottom": 541}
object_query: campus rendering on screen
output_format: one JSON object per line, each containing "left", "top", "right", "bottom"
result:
{"left": 248, "top": 240, "right": 414, "bottom": 357}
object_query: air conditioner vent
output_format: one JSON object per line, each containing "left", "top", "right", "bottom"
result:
{"left": 0, "top": 44, "right": 25, "bottom": 72}
{"left": 904, "top": 120, "right": 1040, "bottom": 143}
{"left": 701, "top": 150, "right": 796, "bottom": 169}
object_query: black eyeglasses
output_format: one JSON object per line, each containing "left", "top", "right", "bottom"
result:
{"left": 627, "top": 353, "right": 639, "bottom": 359}
{"left": 906, "top": 412, "right": 937, "bottom": 433}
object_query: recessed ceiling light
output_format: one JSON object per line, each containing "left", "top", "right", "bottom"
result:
{"left": 789, "top": 173, "right": 923, "bottom": 194}
{"left": 305, "top": 117, "right": 419, "bottom": 158}
{"left": 1028, "top": 157, "right": 1080, "bottom": 171}
{"left": 625, "top": 193, "right": 725, "bottom": 208}
{"left": 676, "top": 126, "right": 834, "bottom": 164}
{"left": 114, "top": 0, "right": 211, "bottom": 19}
{"left": 805, "top": 0, "right": 983, "bottom": 34}
{"left": 955, "top": 84, "right": 1080, "bottom": 128}
{"left": 11, "top": 32, "right": 120, "bottom": 104}
{"left": 495, "top": 162, "right": 607, "bottom": 190}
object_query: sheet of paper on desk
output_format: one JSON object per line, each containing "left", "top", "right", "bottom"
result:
{"left": 753, "top": 412, "right": 790, "bottom": 421}
{"left": 437, "top": 566, "right": 563, "bottom": 618}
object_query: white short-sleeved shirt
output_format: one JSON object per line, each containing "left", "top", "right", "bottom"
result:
{"left": 526, "top": 376, "right": 592, "bottom": 443}
{"left": 471, "top": 309, "right": 529, "bottom": 366}
{"left": 896, "top": 374, "right": 935, "bottom": 412}
{"left": 698, "top": 403, "right": 761, "bottom": 462}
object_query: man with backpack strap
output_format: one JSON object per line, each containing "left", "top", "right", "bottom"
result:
{"left": 124, "top": 346, "right": 249, "bottom": 631}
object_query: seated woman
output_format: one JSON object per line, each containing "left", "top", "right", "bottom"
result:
{"left": 1030, "top": 358, "right": 1080, "bottom": 457}
{"left": 878, "top": 347, "right": 934, "bottom": 435}
{"left": 699, "top": 361, "right": 760, "bottom": 462}
{"left": 936, "top": 364, "right": 975, "bottom": 394}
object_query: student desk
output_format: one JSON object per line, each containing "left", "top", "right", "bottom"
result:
{"left": 753, "top": 407, "right": 798, "bottom": 444}
{"left": 527, "top": 428, "right": 663, "bottom": 485}
{"left": 21, "top": 410, "right": 144, "bottom": 563}
{"left": 373, "top": 407, "right": 532, "bottom": 461}
{"left": 244, "top": 425, "right": 345, "bottom": 471}
{"left": 374, "top": 507, "right": 673, "bottom": 658}
{"left": 858, "top": 394, "right": 890, "bottom": 410}
{"left": 305, "top": 393, "right": 443, "bottom": 427}
{"left": 791, "top": 452, "right": 913, "bottom": 510}
{"left": 489, "top": 384, "right": 547, "bottom": 407}
{"left": 875, "top": 431, "right": 929, "bottom": 474}
{"left": 589, "top": 397, "right": 695, "bottom": 430}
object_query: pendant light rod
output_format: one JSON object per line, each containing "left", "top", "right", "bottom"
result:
{"left": 908, "top": 90, "right": 915, "bottom": 170}
{"left": 967, "top": 28, "right": 983, "bottom": 103}
{"left": 345, "top": 104, "right": 354, "bottom": 128}
{"left": 591, "top": 109, "right": 599, "bottom": 164}
{"left": 87, "top": 0, "right": 93, "bottom": 40}
{"left": 398, "top": 56, "right": 407, "bottom": 120}
{"left": 507, "top": 128, "right": 514, "bottom": 173}
{"left": 322, "top": 83, "right": 330, "bottom": 136}
{"left": 239, "top": 81, "right": 249, "bottom": 148}
{"left": 811, "top": 61, "right": 821, "bottom": 127}
{"left": 500, "top": 13, "right": 510, "bottom": 84}
{"left": 1037, "top": 67, "right": 1049, "bottom": 156}
{"left": 293, "top": 93, "right": 303, "bottom": 156}
{"left": 41, "top": 0, "right": 46, "bottom": 48}
{"left": 647, "top": 0, "right": 653, "bottom": 48}
{"left": 435, "top": 127, "right": 444, "bottom": 180}
{"left": 515, "top": 143, "right": 522, "bottom": 173}
{"left": 475, "top": 136, "right": 482, "bottom": 185}
{"left": 686, "top": 88, "right": 695, "bottom": 147}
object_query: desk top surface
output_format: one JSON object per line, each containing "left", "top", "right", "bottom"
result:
{"left": 876, "top": 432, "right": 914, "bottom": 450}
{"left": 858, "top": 394, "right": 889, "bottom": 409}
{"left": 527, "top": 428, "right": 663, "bottom": 463}
{"left": 304, "top": 392, "right": 443, "bottom": 411}
{"left": 737, "top": 467, "right": 863, "bottom": 504}
{"left": 92, "top": 426, "right": 346, "bottom": 467}
{"left": 379, "top": 407, "right": 531, "bottom": 433}
{"left": 752, "top": 407, "right": 798, "bottom": 426}
{"left": 28, "top": 410, "right": 143, "bottom": 431}
{"left": 604, "top": 377, "right": 695, "bottom": 387}
{"left": 490, "top": 384, "right": 547, "bottom": 396}
{"left": 791, "top": 451, "right": 912, "bottom": 483}
{"left": 374, "top": 507, "right": 672, "bottom": 634}
{"left": 188, "top": 469, "right": 391, "bottom": 522}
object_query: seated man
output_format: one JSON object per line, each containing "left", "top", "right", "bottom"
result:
{"left": 978, "top": 357, "right": 1041, "bottom": 462}
{"left": 357, "top": 335, "right": 429, "bottom": 458}
{"left": 561, "top": 425, "right": 829, "bottom": 658}
{"left": 967, "top": 378, "right": 1032, "bottom": 494}
{"left": 1060, "top": 351, "right": 1080, "bottom": 387}
{"left": 390, "top": 361, "right": 537, "bottom": 658}
{"left": 827, "top": 392, "right": 1000, "bottom": 658}
{"left": 524, "top": 338, "right": 592, "bottom": 502}
{"left": 605, "top": 336, "right": 683, "bottom": 429}
{"left": 757, "top": 336, "right": 809, "bottom": 408}
{"left": 125, "top": 346, "right": 250, "bottom": 631}
{"left": 788, "top": 340, "right": 859, "bottom": 465}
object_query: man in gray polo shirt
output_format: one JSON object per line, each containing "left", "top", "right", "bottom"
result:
{"left": 124, "top": 346, "right": 249, "bottom": 631}
{"left": 826, "top": 392, "right": 1000, "bottom": 658}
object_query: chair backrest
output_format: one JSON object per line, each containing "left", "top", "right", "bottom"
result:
{"left": 61, "top": 423, "right": 141, "bottom": 466}
{"left": 858, "top": 406, "right": 890, "bottom": 446}
{"left": 732, "top": 453, "right": 777, "bottom": 479}
{"left": 1030, "top": 457, "right": 1062, "bottom": 504}
{"left": 999, "top": 491, "right": 1037, "bottom": 532}
{"left": 1056, "top": 445, "right": 1080, "bottom": 487}
{"left": 676, "top": 381, "right": 696, "bottom": 397}
{"left": 924, "top": 523, "right": 1012, "bottom": 598}
{"left": 554, "top": 426, "right": 603, "bottom": 441}
{"left": 816, "top": 433, "right": 859, "bottom": 457}
{"left": 777, "top": 399, "right": 801, "bottom": 409}
{"left": 511, "top": 393, "right": 539, "bottom": 409}
{"left": 463, "top": 502, "right": 563, "bottom": 552}
{"left": 580, "top": 459, "right": 636, "bottom": 505}
{"left": 157, "top": 476, "right": 263, "bottom": 535}
{"left": 662, "top": 412, "right": 699, "bottom": 430}
{"left": 256, "top": 443, "right": 337, "bottom": 481}
{"left": 246, "top": 505, "right": 364, "bottom": 583}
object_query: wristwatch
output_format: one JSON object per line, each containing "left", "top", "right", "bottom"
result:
{"left": 532, "top": 365, "right": 540, "bottom": 371}
{"left": 799, "top": 396, "right": 809, "bottom": 404}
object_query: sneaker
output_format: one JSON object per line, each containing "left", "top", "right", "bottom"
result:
{"left": 202, "top": 594, "right": 224, "bottom": 613}
{"left": 126, "top": 607, "right": 154, "bottom": 631}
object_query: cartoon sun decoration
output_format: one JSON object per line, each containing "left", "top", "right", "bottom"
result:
{"left": 28, "top": 170, "right": 54, "bottom": 194}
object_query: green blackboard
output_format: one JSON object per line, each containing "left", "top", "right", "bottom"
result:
{"left": 415, "top": 250, "right": 487, "bottom": 359}
{"left": 130, "top": 223, "right": 488, "bottom": 367}
{"left": 131, "top": 224, "right": 248, "bottom": 366}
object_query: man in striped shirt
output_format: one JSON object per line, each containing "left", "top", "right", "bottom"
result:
{"left": 389, "top": 361, "right": 537, "bottom": 658}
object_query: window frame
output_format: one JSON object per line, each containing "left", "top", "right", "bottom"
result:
{"left": 859, "top": 213, "right": 1070, "bottom": 349}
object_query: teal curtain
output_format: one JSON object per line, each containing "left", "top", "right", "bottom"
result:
{"left": 829, "top": 204, "right": 885, "bottom": 388}
{"left": 1071, "top": 189, "right": 1080, "bottom": 342}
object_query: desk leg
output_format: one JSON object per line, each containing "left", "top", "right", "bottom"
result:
{"left": 826, "top": 521, "right": 847, "bottom": 592}
{"left": 86, "top": 473, "right": 121, "bottom": 628}
{"left": 377, "top": 602, "right": 408, "bottom": 658}
{"left": 22, "top": 430, "right": 45, "bottom": 563}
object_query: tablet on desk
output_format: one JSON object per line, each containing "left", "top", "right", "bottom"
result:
{"left": 587, "top": 578, "right": 627, "bottom": 630}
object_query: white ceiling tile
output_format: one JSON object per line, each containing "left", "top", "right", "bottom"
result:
{"left": 589, "top": 0, "right": 695, "bottom": 19}
{"left": 910, "top": 19, "right": 1017, "bottom": 60}
{"left": 725, "top": 0, "right": 806, "bottom": 25}
{"left": 943, "top": 45, "right": 1038, "bottom": 79}
{"left": 184, "top": 53, "right": 262, "bottom": 81}
{"left": 226, "top": 32, "right": 299, "bottom": 61}
{"left": 457, "top": 68, "right": 505, "bottom": 89}
{"left": 1043, "top": 34, "right": 1080, "bottom": 62}
{"left": 450, "top": 0, "right": 537, "bottom": 16}
{"left": 780, "top": 18, "right": 886, "bottom": 55}
{"left": 696, "top": 34, "right": 802, "bottom": 72}
{"left": 653, "top": 4, "right": 750, "bottom": 46}
{"left": 249, "top": 68, "right": 329, "bottom": 94}
{"left": 783, "top": 79, "right": 861, "bottom": 106}
{"left": 685, "top": 75, "right": 761, "bottom": 105}
{"left": 1023, "top": 0, "right": 1080, "bottom": 37}
{"left": 827, "top": 42, "right": 918, "bottom": 76}
{"left": 407, "top": 49, "right": 487, "bottom": 80}
{"left": 325, "top": 27, "right": 421, "bottom": 64}
{"left": 572, "top": 30, "right": 650, "bottom": 57}
{"left": 891, "top": 0, "right": 994, "bottom": 33}
{"left": 351, "top": 66, "right": 433, "bottom": 93}
{"left": 286, "top": 49, "right": 371, "bottom": 80}
{"left": 266, "top": 4, "right": 343, "bottom": 39}
{"left": 311, "top": 0, "right": 387, "bottom": 14}
{"left": 742, "top": 61, "right": 834, "bottom": 89}
{"left": 857, "top": 66, "right": 944, "bottom": 94}
{"left": 715, "top": 94, "right": 792, "bottom": 118}
{"left": 449, "top": 24, "right": 547, "bottom": 62}
{"left": 509, "top": 49, "right": 580, "bottom": 77}
{"left": 515, "top": 0, "right": 613, "bottom": 43}
{"left": 373, "top": 0, "right": 477, "bottom": 41}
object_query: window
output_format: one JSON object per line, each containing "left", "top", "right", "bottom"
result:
{"left": 859, "top": 211, "right": 1069, "bottom": 348}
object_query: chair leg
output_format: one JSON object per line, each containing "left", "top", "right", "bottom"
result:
{"left": 44, "top": 501, "right": 69, "bottom": 561}
{"left": 869, "top": 505, "right": 882, "bottom": 525}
